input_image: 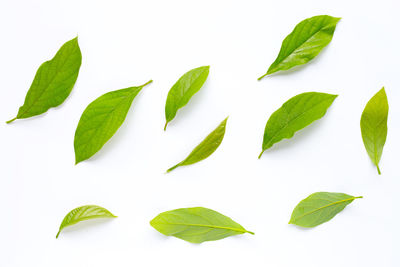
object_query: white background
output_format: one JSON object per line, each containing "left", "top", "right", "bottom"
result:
{"left": 0, "top": 0, "right": 399, "bottom": 266}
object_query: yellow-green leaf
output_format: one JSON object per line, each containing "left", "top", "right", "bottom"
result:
{"left": 150, "top": 207, "right": 254, "bottom": 243}
{"left": 167, "top": 117, "right": 228, "bottom": 172}
{"left": 56, "top": 205, "right": 116, "bottom": 238}
{"left": 289, "top": 192, "right": 362, "bottom": 228}
{"left": 360, "top": 87, "right": 388, "bottom": 174}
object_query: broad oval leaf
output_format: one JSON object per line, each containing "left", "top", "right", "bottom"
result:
{"left": 360, "top": 87, "right": 388, "bottom": 175}
{"left": 167, "top": 117, "right": 228, "bottom": 172}
{"left": 150, "top": 207, "right": 254, "bottom": 243}
{"left": 259, "top": 92, "right": 337, "bottom": 158}
{"left": 7, "top": 37, "right": 82, "bottom": 123}
{"left": 289, "top": 192, "right": 362, "bottom": 228}
{"left": 56, "top": 205, "right": 116, "bottom": 238}
{"left": 164, "top": 66, "right": 209, "bottom": 130}
{"left": 74, "top": 80, "right": 152, "bottom": 164}
{"left": 258, "top": 15, "right": 340, "bottom": 80}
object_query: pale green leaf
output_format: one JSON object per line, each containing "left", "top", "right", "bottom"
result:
{"left": 259, "top": 92, "right": 337, "bottom": 158}
{"left": 164, "top": 66, "right": 209, "bottom": 130}
{"left": 150, "top": 207, "right": 254, "bottom": 243}
{"left": 167, "top": 117, "right": 228, "bottom": 172}
{"left": 74, "top": 80, "right": 152, "bottom": 164}
{"left": 56, "top": 205, "right": 116, "bottom": 238}
{"left": 7, "top": 37, "right": 82, "bottom": 123}
{"left": 360, "top": 87, "right": 388, "bottom": 175}
{"left": 289, "top": 192, "right": 362, "bottom": 228}
{"left": 258, "top": 15, "right": 340, "bottom": 80}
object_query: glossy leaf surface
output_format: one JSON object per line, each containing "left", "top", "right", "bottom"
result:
{"left": 289, "top": 192, "right": 362, "bottom": 228}
{"left": 150, "top": 207, "right": 254, "bottom": 243}
{"left": 360, "top": 87, "right": 388, "bottom": 174}
{"left": 164, "top": 66, "right": 209, "bottom": 130}
{"left": 56, "top": 205, "right": 116, "bottom": 238}
{"left": 258, "top": 15, "right": 340, "bottom": 79}
{"left": 259, "top": 92, "right": 337, "bottom": 158}
{"left": 167, "top": 117, "right": 228, "bottom": 172}
{"left": 7, "top": 37, "right": 82, "bottom": 123}
{"left": 74, "top": 80, "right": 152, "bottom": 164}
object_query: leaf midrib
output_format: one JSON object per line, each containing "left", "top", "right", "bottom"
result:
{"left": 165, "top": 222, "right": 253, "bottom": 234}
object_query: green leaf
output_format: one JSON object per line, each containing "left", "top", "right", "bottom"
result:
{"left": 289, "top": 192, "right": 362, "bottom": 228}
{"left": 360, "top": 87, "right": 388, "bottom": 175}
{"left": 7, "top": 37, "right": 82, "bottom": 123}
{"left": 259, "top": 92, "right": 337, "bottom": 158}
{"left": 164, "top": 66, "right": 209, "bottom": 130}
{"left": 56, "top": 205, "right": 116, "bottom": 238}
{"left": 258, "top": 15, "right": 340, "bottom": 80}
{"left": 167, "top": 117, "right": 228, "bottom": 172}
{"left": 150, "top": 207, "right": 254, "bottom": 243}
{"left": 74, "top": 80, "right": 152, "bottom": 164}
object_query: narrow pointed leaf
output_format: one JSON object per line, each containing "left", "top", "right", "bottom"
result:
{"left": 7, "top": 37, "right": 82, "bottom": 123}
{"left": 74, "top": 80, "right": 152, "bottom": 164}
{"left": 167, "top": 117, "right": 228, "bottom": 172}
{"left": 289, "top": 192, "right": 362, "bottom": 228}
{"left": 150, "top": 207, "right": 254, "bottom": 243}
{"left": 56, "top": 205, "right": 116, "bottom": 238}
{"left": 259, "top": 92, "right": 337, "bottom": 158}
{"left": 258, "top": 15, "right": 340, "bottom": 80}
{"left": 360, "top": 87, "right": 388, "bottom": 175}
{"left": 164, "top": 66, "right": 209, "bottom": 130}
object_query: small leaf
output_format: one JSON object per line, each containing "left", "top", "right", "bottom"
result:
{"left": 167, "top": 117, "right": 228, "bottom": 172}
{"left": 56, "top": 205, "right": 116, "bottom": 238}
{"left": 258, "top": 15, "right": 340, "bottom": 80}
{"left": 360, "top": 87, "right": 388, "bottom": 175}
{"left": 7, "top": 37, "right": 82, "bottom": 123}
{"left": 289, "top": 192, "right": 362, "bottom": 228}
{"left": 259, "top": 92, "right": 337, "bottom": 158}
{"left": 164, "top": 66, "right": 209, "bottom": 130}
{"left": 74, "top": 80, "right": 152, "bottom": 164}
{"left": 150, "top": 207, "right": 254, "bottom": 243}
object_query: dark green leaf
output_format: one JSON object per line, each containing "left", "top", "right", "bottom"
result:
{"left": 360, "top": 87, "right": 388, "bottom": 174}
{"left": 7, "top": 37, "right": 82, "bottom": 123}
{"left": 164, "top": 66, "right": 209, "bottom": 130}
{"left": 167, "top": 117, "right": 228, "bottom": 172}
{"left": 289, "top": 192, "right": 362, "bottom": 228}
{"left": 259, "top": 92, "right": 337, "bottom": 158}
{"left": 56, "top": 205, "right": 116, "bottom": 238}
{"left": 258, "top": 15, "right": 340, "bottom": 80}
{"left": 150, "top": 207, "right": 254, "bottom": 243}
{"left": 74, "top": 80, "right": 152, "bottom": 164}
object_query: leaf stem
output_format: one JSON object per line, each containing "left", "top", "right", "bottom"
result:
{"left": 6, "top": 117, "right": 17, "bottom": 124}
{"left": 140, "top": 80, "right": 153, "bottom": 87}
{"left": 56, "top": 230, "right": 61, "bottom": 239}
{"left": 164, "top": 122, "right": 168, "bottom": 131}
{"left": 258, "top": 73, "right": 268, "bottom": 81}
{"left": 166, "top": 164, "right": 179, "bottom": 173}
{"left": 258, "top": 151, "right": 264, "bottom": 159}
{"left": 376, "top": 165, "right": 381, "bottom": 175}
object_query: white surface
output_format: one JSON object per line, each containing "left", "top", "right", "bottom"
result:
{"left": 0, "top": 0, "right": 399, "bottom": 266}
